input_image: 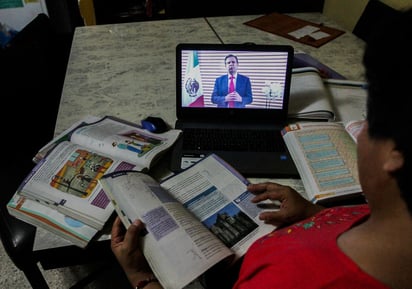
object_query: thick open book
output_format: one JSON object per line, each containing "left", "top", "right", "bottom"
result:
{"left": 17, "top": 115, "right": 181, "bottom": 230}
{"left": 288, "top": 67, "right": 367, "bottom": 121}
{"left": 293, "top": 52, "right": 346, "bottom": 79}
{"left": 99, "top": 154, "right": 276, "bottom": 289}
{"left": 281, "top": 120, "right": 365, "bottom": 204}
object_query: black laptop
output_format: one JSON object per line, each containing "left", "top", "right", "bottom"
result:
{"left": 170, "top": 43, "right": 298, "bottom": 177}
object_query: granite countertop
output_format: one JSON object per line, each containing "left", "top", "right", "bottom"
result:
{"left": 55, "top": 13, "right": 366, "bottom": 136}
{"left": 207, "top": 13, "right": 366, "bottom": 81}
{"left": 36, "top": 13, "right": 366, "bottom": 252}
{"left": 56, "top": 17, "right": 219, "bottom": 134}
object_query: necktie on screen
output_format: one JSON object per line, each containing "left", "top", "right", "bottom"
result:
{"left": 228, "top": 76, "right": 235, "bottom": 108}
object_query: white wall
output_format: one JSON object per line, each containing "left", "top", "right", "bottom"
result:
{"left": 0, "top": 0, "right": 48, "bottom": 31}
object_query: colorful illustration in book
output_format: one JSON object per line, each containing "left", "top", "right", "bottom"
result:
{"left": 51, "top": 149, "right": 113, "bottom": 198}
{"left": 112, "top": 141, "right": 143, "bottom": 154}
{"left": 113, "top": 130, "right": 165, "bottom": 157}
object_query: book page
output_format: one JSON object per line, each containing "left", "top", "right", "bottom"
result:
{"left": 293, "top": 53, "right": 346, "bottom": 79}
{"left": 7, "top": 194, "right": 98, "bottom": 248}
{"left": 282, "top": 122, "right": 362, "bottom": 204}
{"left": 33, "top": 115, "right": 101, "bottom": 163}
{"left": 100, "top": 171, "right": 233, "bottom": 289}
{"left": 18, "top": 141, "right": 136, "bottom": 229}
{"left": 325, "top": 79, "right": 367, "bottom": 122}
{"left": 288, "top": 67, "right": 335, "bottom": 120}
{"left": 344, "top": 119, "right": 365, "bottom": 143}
{"left": 35, "top": 116, "right": 181, "bottom": 171}
{"left": 68, "top": 116, "right": 181, "bottom": 170}
{"left": 160, "top": 154, "right": 275, "bottom": 259}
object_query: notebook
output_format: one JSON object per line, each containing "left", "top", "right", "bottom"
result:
{"left": 170, "top": 43, "right": 299, "bottom": 177}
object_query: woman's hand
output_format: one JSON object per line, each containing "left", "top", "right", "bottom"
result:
{"left": 111, "top": 217, "right": 160, "bottom": 288}
{"left": 248, "top": 182, "right": 324, "bottom": 227}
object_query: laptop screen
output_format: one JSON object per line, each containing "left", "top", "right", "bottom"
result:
{"left": 176, "top": 43, "right": 294, "bottom": 122}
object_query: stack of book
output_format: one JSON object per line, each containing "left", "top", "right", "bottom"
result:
{"left": 7, "top": 115, "right": 181, "bottom": 247}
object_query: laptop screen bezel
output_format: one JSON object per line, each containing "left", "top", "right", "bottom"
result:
{"left": 176, "top": 43, "right": 294, "bottom": 122}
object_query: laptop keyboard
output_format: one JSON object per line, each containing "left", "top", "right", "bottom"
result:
{"left": 182, "top": 128, "right": 286, "bottom": 152}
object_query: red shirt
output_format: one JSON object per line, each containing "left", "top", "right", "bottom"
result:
{"left": 233, "top": 205, "right": 390, "bottom": 289}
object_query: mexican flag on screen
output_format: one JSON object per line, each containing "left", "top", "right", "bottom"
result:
{"left": 182, "top": 50, "right": 204, "bottom": 107}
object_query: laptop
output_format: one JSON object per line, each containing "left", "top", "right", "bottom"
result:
{"left": 170, "top": 43, "right": 298, "bottom": 177}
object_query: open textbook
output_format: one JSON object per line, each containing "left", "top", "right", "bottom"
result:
{"left": 288, "top": 67, "right": 367, "bottom": 121}
{"left": 282, "top": 120, "right": 365, "bottom": 204}
{"left": 7, "top": 193, "right": 99, "bottom": 248}
{"left": 17, "top": 116, "right": 181, "bottom": 230}
{"left": 33, "top": 115, "right": 181, "bottom": 170}
{"left": 99, "top": 154, "right": 277, "bottom": 289}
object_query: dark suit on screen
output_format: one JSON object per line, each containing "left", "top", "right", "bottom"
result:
{"left": 211, "top": 73, "right": 253, "bottom": 108}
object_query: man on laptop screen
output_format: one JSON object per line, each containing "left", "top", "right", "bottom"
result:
{"left": 211, "top": 54, "right": 253, "bottom": 108}
{"left": 171, "top": 43, "right": 298, "bottom": 177}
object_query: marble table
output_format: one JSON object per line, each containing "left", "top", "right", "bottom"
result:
{"left": 37, "top": 13, "right": 365, "bottom": 251}
{"left": 55, "top": 13, "right": 366, "bottom": 136}
{"left": 55, "top": 17, "right": 219, "bottom": 135}
{"left": 206, "top": 13, "right": 366, "bottom": 80}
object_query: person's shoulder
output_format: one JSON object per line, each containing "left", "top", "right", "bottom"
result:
{"left": 238, "top": 73, "right": 251, "bottom": 81}
{"left": 238, "top": 73, "right": 250, "bottom": 78}
{"left": 216, "top": 74, "right": 227, "bottom": 80}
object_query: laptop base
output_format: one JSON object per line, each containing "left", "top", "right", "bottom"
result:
{"left": 170, "top": 137, "right": 299, "bottom": 178}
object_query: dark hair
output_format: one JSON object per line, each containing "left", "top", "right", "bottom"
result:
{"left": 363, "top": 7, "right": 412, "bottom": 212}
{"left": 225, "top": 54, "right": 238, "bottom": 64}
